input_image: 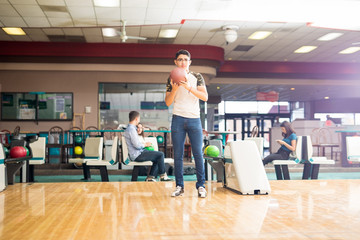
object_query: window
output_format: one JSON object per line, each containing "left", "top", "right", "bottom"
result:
{"left": 1, "top": 92, "right": 73, "bottom": 121}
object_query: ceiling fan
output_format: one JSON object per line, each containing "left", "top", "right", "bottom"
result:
{"left": 116, "top": 20, "right": 147, "bottom": 43}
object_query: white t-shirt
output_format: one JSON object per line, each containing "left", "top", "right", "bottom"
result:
{"left": 166, "top": 71, "right": 206, "bottom": 118}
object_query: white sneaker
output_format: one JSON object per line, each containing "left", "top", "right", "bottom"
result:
{"left": 145, "top": 177, "right": 156, "bottom": 182}
{"left": 171, "top": 186, "right": 184, "bottom": 197}
{"left": 198, "top": 187, "right": 207, "bottom": 198}
{"left": 160, "top": 176, "right": 174, "bottom": 181}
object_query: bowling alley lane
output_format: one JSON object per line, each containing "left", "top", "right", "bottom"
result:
{"left": 1, "top": 180, "right": 360, "bottom": 239}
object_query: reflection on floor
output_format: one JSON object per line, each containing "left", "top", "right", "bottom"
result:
{"left": 1, "top": 180, "right": 360, "bottom": 239}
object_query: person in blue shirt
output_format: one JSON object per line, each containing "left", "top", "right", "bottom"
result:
{"left": 263, "top": 121, "right": 297, "bottom": 165}
{"left": 123, "top": 111, "right": 173, "bottom": 182}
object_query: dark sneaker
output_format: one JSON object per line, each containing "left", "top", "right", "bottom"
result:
{"left": 198, "top": 187, "right": 207, "bottom": 198}
{"left": 171, "top": 186, "right": 184, "bottom": 197}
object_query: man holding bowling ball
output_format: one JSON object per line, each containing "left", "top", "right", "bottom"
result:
{"left": 165, "top": 49, "right": 208, "bottom": 198}
{"left": 123, "top": 111, "right": 173, "bottom": 182}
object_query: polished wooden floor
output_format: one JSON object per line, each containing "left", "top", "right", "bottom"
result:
{"left": 1, "top": 179, "right": 360, "bottom": 240}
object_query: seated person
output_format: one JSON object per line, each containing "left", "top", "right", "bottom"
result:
{"left": 124, "top": 111, "right": 173, "bottom": 182}
{"left": 263, "top": 121, "right": 297, "bottom": 165}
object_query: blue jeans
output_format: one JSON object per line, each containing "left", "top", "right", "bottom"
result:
{"left": 171, "top": 115, "right": 205, "bottom": 189}
{"left": 135, "top": 150, "right": 165, "bottom": 177}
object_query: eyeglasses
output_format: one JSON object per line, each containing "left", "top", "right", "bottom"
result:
{"left": 176, "top": 58, "right": 190, "bottom": 62}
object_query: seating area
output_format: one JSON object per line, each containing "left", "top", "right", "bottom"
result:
{"left": 273, "top": 136, "right": 335, "bottom": 180}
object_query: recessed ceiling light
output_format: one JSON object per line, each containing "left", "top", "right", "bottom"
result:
{"left": 102, "top": 28, "right": 117, "bottom": 37}
{"left": 339, "top": 47, "right": 360, "bottom": 54}
{"left": 159, "top": 29, "right": 178, "bottom": 38}
{"left": 290, "top": 88, "right": 295, "bottom": 91}
{"left": 248, "top": 31, "right": 272, "bottom": 40}
{"left": 294, "top": 46, "right": 317, "bottom": 53}
{"left": 317, "top": 33, "right": 343, "bottom": 41}
{"left": 2, "top": 27, "right": 26, "bottom": 35}
{"left": 94, "top": 0, "right": 119, "bottom": 7}
{"left": 324, "top": 96, "right": 330, "bottom": 99}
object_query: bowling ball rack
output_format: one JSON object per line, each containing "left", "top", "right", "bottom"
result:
{"left": 5, "top": 135, "right": 37, "bottom": 185}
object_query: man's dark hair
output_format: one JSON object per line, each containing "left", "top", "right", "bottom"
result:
{"left": 175, "top": 49, "right": 191, "bottom": 59}
{"left": 129, "top": 111, "right": 140, "bottom": 122}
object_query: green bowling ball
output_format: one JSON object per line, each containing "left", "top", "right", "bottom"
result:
{"left": 145, "top": 145, "right": 154, "bottom": 151}
{"left": 156, "top": 135, "right": 164, "bottom": 144}
{"left": 24, "top": 146, "right": 30, "bottom": 156}
{"left": 75, "top": 136, "right": 83, "bottom": 144}
{"left": 206, "top": 145, "right": 220, "bottom": 157}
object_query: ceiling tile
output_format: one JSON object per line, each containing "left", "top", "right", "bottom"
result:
{"left": 120, "top": 8, "right": 146, "bottom": 22}
{"left": 97, "top": 18, "right": 120, "bottom": 26}
{"left": 73, "top": 18, "right": 97, "bottom": 27}
{"left": 82, "top": 27, "right": 102, "bottom": 36}
{"left": 42, "top": 28, "right": 64, "bottom": 35}
{"left": 44, "top": 11, "right": 70, "bottom": 18}
{"left": 65, "top": 0, "right": 93, "bottom": 7}
{"left": 121, "top": 0, "right": 148, "bottom": 7}
{"left": 28, "top": 34, "right": 49, "bottom": 41}
{"left": 48, "top": 17, "right": 73, "bottom": 27}
{"left": 0, "top": 16, "right": 27, "bottom": 27}
{"left": 84, "top": 35, "right": 103, "bottom": 42}
{"left": 145, "top": 8, "right": 171, "bottom": 22}
{"left": 9, "top": 0, "right": 38, "bottom": 4}
{"left": 0, "top": 4, "right": 20, "bottom": 17}
{"left": 63, "top": 28, "right": 83, "bottom": 35}
{"left": 23, "top": 17, "right": 50, "bottom": 27}
{"left": 37, "top": 0, "right": 66, "bottom": 6}
{"left": 13, "top": 5, "right": 45, "bottom": 17}
{"left": 12, "top": 35, "right": 32, "bottom": 41}
{"left": 0, "top": 33, "right": 13, "bottom": 40}
{"left": 148, "top": 0, "right": 176, "bottom": 9}
{"left": 68, "top": 6, "right": 95, "bottom": 18}
{"left": 95, "top": 7, "right": 120, "bottom": 20}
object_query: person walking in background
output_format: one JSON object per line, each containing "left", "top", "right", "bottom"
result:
{"left": 165, "top": 49, "right": 208, "bottom": 198}
{"left": 263, "top": 121, "right": 297, "bottom": 165}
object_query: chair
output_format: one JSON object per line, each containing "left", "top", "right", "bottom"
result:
{"left": 85, "top": 126, "right": 100, "bottom": 137}
{"left": 103, "top": 127, "right": 115, "bottom": 142}
{"left": 273, "top": 136, "right": 335, "bottom": 180}
{"left": 121, "top": 136, "right": 153, "bottom": 181}
{"left": 84, "top": 136, "right": 119, "bottom": 182}
{"left": 46, "top": 126, "right": 64, "bottom": 163}
{"left": 29, "top": 137, "right": 46, "bottom": 182}
{"left": 345, "top": 136, "right": 360, "bottom": 163}
{"left": 68, "top": 137, "right": 104, "bottom": 165}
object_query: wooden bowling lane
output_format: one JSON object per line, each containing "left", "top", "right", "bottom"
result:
{"left": 1, "top": 180, "right": 360, "bottom": 239}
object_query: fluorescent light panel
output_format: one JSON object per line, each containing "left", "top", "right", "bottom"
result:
{"left": 93, "top": 0, "right": 119, "bottom": 7}
{"left": 317, "top": 33, "right": 343, "bottom": 41}
{"left": 2, "top": 27, "right": 26, "bottom": 35}
{"left": 339, "top": 47, "right": 360, "bottom": 54}
{"left": 102, "top": 28, "right": 117, "bottom": 37}
{"left": 248, "top": 31, "right": 272, "bottom": 40}
{"left": 294, "top": 46, "right": 317, "bottom": 53}
{"left": 159, "top": 29, "right": 178, "bottom": 38}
